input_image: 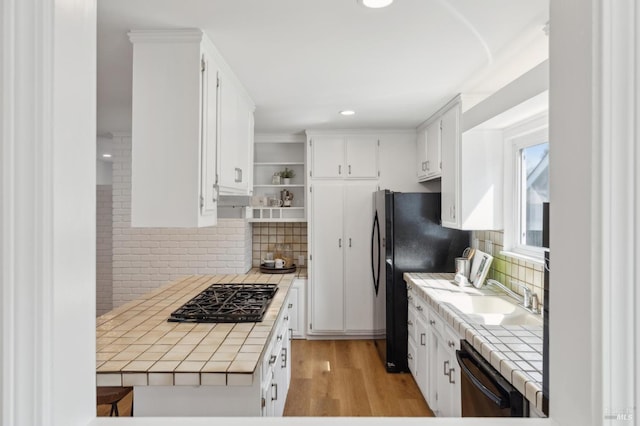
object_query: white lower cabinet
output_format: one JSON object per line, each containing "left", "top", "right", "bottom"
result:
{"left": 407, "top": 282, "right": 461, "bottom": 417}
{"left": 289, "top": 278, "right": 306, "bottom": 339}
{"left": 261, "top": 295, "right": 291, "bottom": 417}
{"left": 308, "top": 181, "right": 378, "bottom": 335}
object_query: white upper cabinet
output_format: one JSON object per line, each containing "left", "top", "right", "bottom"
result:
{"left": 416, "top": 118, "right": 442, "bottom": 182}
{"left": 307, "top": 133, "right": 379, "bottom": 179}
{"left": 128, "top": 29, "right": 255, "bottom": 228}
{"left": 344, "top": 135, "right": 379, "bottom": 178}
{"left": 434, "top": 95, "right": 503, "bottom": 230}
{"left": 218, "top": 74, "right": 254, "bottom": 194}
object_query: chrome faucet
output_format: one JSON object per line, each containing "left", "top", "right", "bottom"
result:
{"left": 486, "top": 279, "right": 539, "bottom": 314}
{"left": 511, "top": 280, "right": 532, "bottom": 310}
{"left": 485, "top": 279, "right": 523, "bottom": 304}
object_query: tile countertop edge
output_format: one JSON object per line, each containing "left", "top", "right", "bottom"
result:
{"left": 96, "top": 272, "right": 296, "bottom": 388}
{"left": 403, "top": 272, "right": 545, "bottom": 415}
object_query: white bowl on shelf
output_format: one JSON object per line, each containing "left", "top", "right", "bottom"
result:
{"left": 263, "top": 259, "right": 275, "bottom": 266}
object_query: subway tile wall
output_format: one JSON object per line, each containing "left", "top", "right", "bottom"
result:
{"left": 251, "top": 223, "right": 308, "bottom": 268}
{"left": 96, "top": 185, "right": 113, "bottom": 316}
{"left": 110, "top": 135, "right": 252, "bottom": 308}
{"left": 472, "top": 230, "right": 545, "bottom": 312}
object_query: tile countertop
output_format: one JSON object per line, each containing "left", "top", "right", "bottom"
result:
{"left": 403, "top": 272, "right": 545, "bottom": 414}
{"left": 96, "top": 270, "right": 300, "bottom": 388}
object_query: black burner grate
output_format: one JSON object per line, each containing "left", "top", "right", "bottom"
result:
{"left": 168, "top": 283, "right": 278, "bottom": 323}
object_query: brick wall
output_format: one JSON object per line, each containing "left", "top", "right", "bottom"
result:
{"left": 111, "top": 135, "right": 252, "bottom": 308}
{"left": 96, "top": 185, "right": 113, "bottom": 316}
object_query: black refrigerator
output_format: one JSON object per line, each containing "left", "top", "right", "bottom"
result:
{"left": 371, "top": 190, "right": 470, "bottom": 373}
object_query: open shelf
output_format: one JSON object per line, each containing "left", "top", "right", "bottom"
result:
{"left": 253, "top": 136, "right": 307, "bottom": 222}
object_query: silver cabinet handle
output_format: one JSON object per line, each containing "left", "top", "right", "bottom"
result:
{"left": 338, "top": 165, "right": 342, "bottom": 175}
{"left": 269, "top": 355, "right": 277, "bottom": 365}
{"left": 234, "top": 167, "right": 242, "bottom": 183}
{"left": 271, "top": 383, "right": 278, "bottom": 401}
{"left": 407, "top": 353, "right": 413, "bottom": 360}
{"left": 448, "top": 340, "right": 455, "bottom": 348}
{"left": 338, "top": 238, "right": 342, "bottom": 248}
{"left": 349, "top": 237, "right": 352, "bottom": 247}
{"left": 284, "top": 315, "right": 289, "bottom": 321}
{"left": 407, "top": 320, "right": 413, "bottom": 326}
{"left": 289, "top": 328, "right": 293, "bottom": 340}
{"left": 417, "top": 305, "right": 423, "bottom": 312}
{"left": 426, "top": 160, "right": 430, "bottom": 171}
{"left": 444, "top": 360, "right": 449, "bottom": 376}
{"left": 420, "top": 333, "right": 426, "bottom": 346}
{"left": 448, "top": 367, "right": 455, "bottom": 384}
{"left": 281, "top": 347, "right": 287, "bottom": 368}
{"left": 348, "top": 164, "right": 352, "bottom": 175}
{"left": 407, "top": 295, "right": 413, "bottom": 301}
{"left": 429, "top": 319, "right": 436, "bottom": 326}
{"left": 277, "top": 334, "right": 282, "bottom": 341}
{"left": 288, "top": 303, "right": 293, "bottom": 309}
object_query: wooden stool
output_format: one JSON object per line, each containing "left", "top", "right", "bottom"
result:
{"left": 96, "top": 386, "right": 133, "bottom": 416}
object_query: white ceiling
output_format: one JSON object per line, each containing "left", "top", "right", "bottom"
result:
{"left": 97, "top": 0, "right": 549, "bottom": 135}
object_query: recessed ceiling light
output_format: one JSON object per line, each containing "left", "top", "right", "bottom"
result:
{"left": 102, "top": 153, "right": 112, "bottom": 158}
{"left": 340, "top": 110, "right": 356, "bottom": 116}
{"left": 359, "top": 0, "right": 394, "bottom": 9}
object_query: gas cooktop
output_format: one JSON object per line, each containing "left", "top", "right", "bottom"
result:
{"left": 168, "top": 283, "right": 279, "bottom": 323}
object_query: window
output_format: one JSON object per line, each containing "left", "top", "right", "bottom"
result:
{"left": 503, "top": 113, "right": 549, "bottom": 262}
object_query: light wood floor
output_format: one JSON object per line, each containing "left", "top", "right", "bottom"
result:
{"left": 283, "top": 339, "right": 434, "bottom": 417}
{"left": 97, "top": 339, "right": 434, "bottom": 417}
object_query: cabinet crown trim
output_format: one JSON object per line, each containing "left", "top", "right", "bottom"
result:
{"left": 128, "top": 29, "right": 204, "bottom": 43}
{"left": 305, "top": 129, "right": 416, "bottom": 136}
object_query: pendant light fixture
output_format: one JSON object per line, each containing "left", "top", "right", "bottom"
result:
{"left": 359, "top": 0, "right": 394, "bottom": 9}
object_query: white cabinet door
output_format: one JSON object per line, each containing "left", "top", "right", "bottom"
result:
{"left": 310, "top": 183, "right": 344, "bottom": 332}
{"left": 430, "top": 318, "right": 462, "bottom": 417}
{"left": 416, "top": 128, "right": 429, "bottom": 180}
{"left": 200, "top": 51, "right": 219, "bottom": 220}
{"left": 415, "top": 308, "right": 429, "bottom": 399}
{"left": 425, "top": 119, "right": 442, "bottom": 178}
{"left": 218, "top": 77, "right": 253, "bottom": 194}
{"left": 440, "top": 104, "right": 459, "bottom": 228}
{"left": 289, "top": 279, "right": 306, "bottom": 338}
{"left": 345, "top": 136, "right": 378, "bottom": 179}
{"left": 310, "top": 136, "right": 344, "bottom": 178}
{"left": 344, "top": 182, "right": 377, "bottom": 332}
{"left": 434, "top": 333, "right": 451, "bottom": 417}
{"left": 443, "top": 326, "right": 461, "bottom": 417}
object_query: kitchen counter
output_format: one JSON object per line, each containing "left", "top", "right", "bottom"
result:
{"left": 404, "top": 272, "right": 544, "bottom": 414}
{"left": 96, "top": 270, "right": 299, "bottom": 388}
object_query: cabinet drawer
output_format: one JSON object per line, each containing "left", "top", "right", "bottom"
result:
{"left": 413, "top": 295, "right": 428, "bottom": 320}
{"left": 407, "top": 288, "right": 418, "bottom": 309}
{"left": 428, "top": 309, "right": 444, "bottom": 337}
{"left": 407, "top": 305, "right": 418, "bottom": 343}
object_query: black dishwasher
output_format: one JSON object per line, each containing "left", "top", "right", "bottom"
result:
{"left": 456, "top": 339, "right": 528, "bottom": 417}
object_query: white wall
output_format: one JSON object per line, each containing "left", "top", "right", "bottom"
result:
{"left": 110, "top": 135, "right": 252, "bottom": 307}
{"left": 549, "top": 0, "right": 598, "bottom": 424}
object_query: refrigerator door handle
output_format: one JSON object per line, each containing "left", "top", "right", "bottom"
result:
{"left": 371, "top": 211, "right": 381, "bottom": 295}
